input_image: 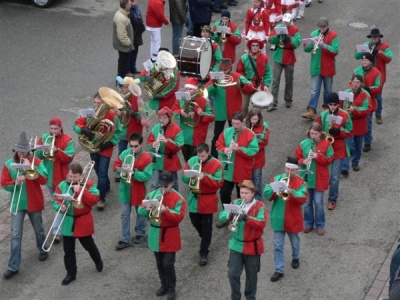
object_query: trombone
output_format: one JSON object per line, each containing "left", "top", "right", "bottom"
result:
{"left": 25, "top": 136, "right": 39, "bottom": 180}
{"left": 120, "top": 154, "right": 135, "bottom": 185}
{"left": 43, "top": 134, "right": 56, "bottom": 162}
{"left": 188, "top": 160, "right": 202, "bottom": 193}
{"left": 228, "top": 199, "right": 245, "bottom": 232}
{"left": 149, "top": 190, "right": 164, "bottom": 224}
{"left": 279, "top": 176, "right": 291, "bottom": 201}
{"left": 312, "top": 33, "right": 323, "bottom": 55}
{"left": 10, "top": 160, "right": 25, "bottom": 216}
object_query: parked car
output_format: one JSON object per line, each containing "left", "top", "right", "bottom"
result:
{"left": 32, "top": 0, "right": 54, "bottom": 8}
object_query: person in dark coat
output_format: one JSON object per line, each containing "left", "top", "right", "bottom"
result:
{"left": 129, "top": 0, "right": 145, "bottom": 73}
{"left": 188, "top": 0, "right": 211, "bottom": 37}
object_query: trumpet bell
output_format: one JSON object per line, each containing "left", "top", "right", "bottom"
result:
{"left": 71, "top": 201, "right": 85, "bottom": 209}
{"left": 228, "top": 223, "right": 238, "bottom": 232}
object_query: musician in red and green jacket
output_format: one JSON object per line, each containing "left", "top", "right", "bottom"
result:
{"left": 263, "top": 157, "right": 308, "bottom": 282}
{"left": 182, "top": 143, "right": 223, "bottom": 266}
{"left": 147, "top": 107, "right": 184, "bottom": 192}
{"left": 172, "top": 77, "right": 215, "bottom": 161}
{"left": 138, "top": 171, "right": 186, "bottom": 299}
{"left": 294, "top": 123, "right": 333, "bottom": 236}
{"left": 52, "top": 162, "right": 103, "bottom": 286}
{"left": 219, "top": 180, "right": 267, "bottom": 300}
{"left": 113, "top": 133, "right": 152, "bottom": 249}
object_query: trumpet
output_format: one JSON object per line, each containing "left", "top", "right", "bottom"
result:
{"left": 220, "top": 23, "right": 228, "bottom": 52}
{"left": 43, "top": 134, "right": 56, "bottom": 162}
{"left": 312, "top": 33, "right": 323, "bottom": 55}
{"left": 25, "top": 136, "right": 39, "bottom": 180}
{"left": 369, "top": 43, "right": 375, "bottom": 54}
{"left": 188, "top": 160, "right": 202, "bottom": 193}
{"left": 223, "top": 130, "right": 238, "bottom": 170}
{"left": 325, "top": 117, "right": 335, "bottom": 144}
{"left": 279, "top": 176, "right": 291, "bottom": 201}
{"left": 228, "top": 199, "right": 245, "bottom": 232}
{"left": 304, "top": 139, "right": 315, "bottom": 181}
{"left": 149, "top": 190, "right": 164, "bottom": 224}
{"left": 10, "top": 160, "right": 24, "bottom": 216}
{"left": 120, "top": 154, "right": 135, "bottom": 185}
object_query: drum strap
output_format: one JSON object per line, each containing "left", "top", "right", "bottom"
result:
{"left": 248, "top": 54, "right": 261, "bottom": 87}
{"left": 249, "top": 8, "right": 261, "bottom": 27}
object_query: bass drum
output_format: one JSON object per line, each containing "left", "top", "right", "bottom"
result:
{"left": 250, "top": 91, "right": 273, "bottom": 109}
{"left": 177, "top": 37, "right": 212, "bottom": 81}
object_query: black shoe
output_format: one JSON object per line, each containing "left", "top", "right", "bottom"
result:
{"left": 285, "top": 102, "right": 292, "bottom": 108}
{"left": 266, "top": 104, "right": 277, "bottom": 112}
{"left": 199, "top": 255, "right": 208, "bottom": 266}
{"left": 228, "top": 1, "right": 238, "bottom": 6}
{"left": 212, "top": 9, "right": 222, "bottom": 13}
{"left": 167, "top": 292, "right": 176, "bottom": 300}
{"left": 270, "top": 272, "right": 284, "bottom": 282}
{"left": 156, "top": 286, "right": 167, "bottom": 296}
{"left": 352, "top": 164, "right": 360, "bottom": 172}
{"left": 341, "top": 170, "right": 349, "bottom": 177}
{"left": 318, "top": 0, "right": 323, "bottom": 3}
{"left": 61, "top": 274, "right": 76, "bottom": 286}
{"left": 96, "top": 261, "right": 103, "bottom": 272}
{"left": 3, "top": 270, "right": 18, "bottom": 279}
{"left": 115, "top": 241, "right": 131, "bottom": 250}
{"left": 97, "top": 200, "right": 105, "bottom": 210}
{"left": 220, "top": 4, "right": 228, "bottom": 9}
{"left": 39, "top": 252, "right": 48, "bottom": 261}
{"left": 115, "top": 176, "right": 121, "bottom": 182}
{"left": 292, "top": 259, "right": 300, "bottom": 269}
{"left": 216, "top": 221, "right": 228, "bottom": 228}
{"left": 134, "top": 235, "right": 145, "bottom": 244}
{"left": 363, "top": 144, "right": 371, "bottom": 152}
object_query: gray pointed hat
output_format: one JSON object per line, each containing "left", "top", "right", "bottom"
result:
{"left": 12, "top": 131, "right": 32, "bottom": 152}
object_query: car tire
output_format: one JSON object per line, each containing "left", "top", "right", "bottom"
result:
{"left": 32, "top": 0, "right": 53, "bottom": 8}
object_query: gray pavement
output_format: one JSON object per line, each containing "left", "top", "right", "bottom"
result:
{"left": 0, "top": 0, "right": 399, "bottom": 299}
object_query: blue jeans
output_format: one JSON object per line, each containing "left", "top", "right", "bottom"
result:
{"left": 129, "top": 46, "right": 139, "bottom": 73}
{"left": 273, "top": 231, "right": 300, "bottom": 274}
{"left": 306, "top": 75, "right": 333, "bottom": 113}
{"left": 118, "top": 139, "right": 128, "bottom": 155}
{"left": 228, "top": 250, "right": 260, "bottom": 300}
{"left": 252, "top": 168, "right": 263, "bottom": 200}
{"left": 376, "top": 92, "right": 383, "bottom": 117}
{"left": 342, "top": 135, "right": 364, "bottom": 171}
{"left": 327, "top": 158, "right": 344, "bottom": 204}
{"left": 364, "top": 113, "right": 373, "bottom": 146}
{"left": 90, "top": 153, "right": 111, "bottom": 201}
{"left": 151, "top": 169, "right": 179, "bottom": 192}
{"left": 171, "top": 23, "right": 184, "bottom": 56}
{"left": 120, "top": 203, "right": 147, "bottom": 243}
{"left": 9, "top": 210, "right": 45, "bottom": 271}
{"left": 304, "top": 189, "right": 325, "bottom": 229}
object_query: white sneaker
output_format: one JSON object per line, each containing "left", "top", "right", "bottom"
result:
{"left": 296, "top": 15, "right": 303, "bottom": 19}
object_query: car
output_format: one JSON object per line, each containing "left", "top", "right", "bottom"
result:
{"left": 32, "top": 0, "right": 54, "bottom": 8}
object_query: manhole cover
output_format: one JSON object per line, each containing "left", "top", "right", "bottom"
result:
{"left": 342, "top": 21, "right": 376, "bottom": 30}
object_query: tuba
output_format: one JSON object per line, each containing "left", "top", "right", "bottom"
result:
{"left": 119, "top": 92, "right": 133, "bottom": 128}
{"left": 79, "top": 87, "right": 124, "bottom": 153}
{"left": 182, "top": 100, "right": 200, "bottom": 128}
{"left": 144, "top": 51, "right": 177, "bottom": 99}
{"left": 188, "top": 160, "right": 202, "bottom": 193}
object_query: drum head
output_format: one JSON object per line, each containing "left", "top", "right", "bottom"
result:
{"left": 250, "top": 91, "right": 273, "bottom": 109}
{"left": 199, "top": 39, "right": 212, "bottom": 80}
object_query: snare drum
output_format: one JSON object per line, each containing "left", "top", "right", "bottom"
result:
{"left": 177, "top": 37, "right": 212, "bottom": 81}
{"left": 250, "top": 91, "right": 273, "bottom": 109}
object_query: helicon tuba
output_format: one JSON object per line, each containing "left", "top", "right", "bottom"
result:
{"left": 79, "top": 87, "right": 124, "bottom": 153}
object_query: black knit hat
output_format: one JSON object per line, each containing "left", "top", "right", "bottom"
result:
{"left": 286, "top": 156, "right": 299, "bottom": 167}
{"left": 327, "top": 92, "right": 340, "bottom": 104}
{"left": 12, "top": 131, "right": 32, "bottom": 152}
{"left": 361, "top": 53, "right": 374, "bottom": 63}
{"left": 159, "top": 171, "right": 173, "bottom": 187}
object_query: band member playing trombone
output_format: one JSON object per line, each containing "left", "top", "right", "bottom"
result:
{"left": 36, "top": 117, "right": 75, "bottom": 243}
{"left": 263, "top": 157, "right": 307, "bottom": 282}
{"left": 1, "top": 132, "right": 48, "bottom": 279}
{"left": 236, "top": 36, "right": 272, "bottom": 115}
{"left": 181, "top": 143, "right": 223, "bottom": 266}
{"left": 172, "top": 77, "right": 215, "bottom": 161}
{"left": 138, "top": 171, "right": 186, "bottom": 300}
{"left": 219, "top": 180, "right": 267, "bottom": 300}
{"left": 52, "top": 162, "right": 103, "bottom": 286}
{"left": 206, "top": 58, "right": 253, "bottom": 158}
{"left": 294, "top": 123, "right": 333, "bottom": 236}
{"left": 147, "top": 107, "right": 183, "bottom": 191}
{"left": 216, "top": 112, "right": 258, "bottom": 228}
{"left": 302, "top": 17, "right": 340, "bottom": 120}
{"left": 113, "top": 133, "right": 152, "bottom": 249}
{"left": 316, "top": 93, "right": 352, "bottom": 211}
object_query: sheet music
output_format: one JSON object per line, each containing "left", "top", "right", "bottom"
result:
{"left": 302, "top": 38, "right": 316, "bottom": 45}
{"left": 54, "top": 193, "right": 74, "bottom": 201}
{"left": 184, "top": 169, "right": 201, "bottom": 178}
{"left": 175, "top": 91, "right": 191, "bottom": 101}
{"left": 356, "top": 44, "right": 369, "bottom": 53}
{"left": 209, "top": 71, "right": 224, "bottom": 80}
{"left": 274, "top": 26, "right": 288, "bottom": 35}
{"left": 116, "top": 166, "right": 133, "bottom": 174}
{"left": 142, "top": 199, "right": 160, "bottom": 208}
{"left": 217, "top": 26, "right": 231, "bottom": 34}
{"left": 143, "top": 59, "right": 153, "bottom": 71}
{"left": 269, "top": 181, "right": 288, "bottom": 193}
{"left": 327, "top": 114, "right": 343, "bottom": 125}
{"left": 10, "top": 163, "right": 29, "bottom": 170}
{"left": 79, "top": 108, "right": 96, "bottom": 118}
{"left": 223, "top": 204, "right": 242, "bottom": 214}
{"left": 339, "top": 91, "right": 354, "bottom": 103}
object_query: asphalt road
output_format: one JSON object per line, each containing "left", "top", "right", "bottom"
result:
{"left": 0, "top": 0, "right": 399, "bottom": 299}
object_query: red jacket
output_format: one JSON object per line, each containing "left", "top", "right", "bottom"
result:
{"left": 251, "top": 122, "right": 270, "bottom": 169}
{"left": 245, "top": 8, "right": 269, "bottom": 36}
{"left": 146, "top": 0, "right": 169, "bottom": 28}
{"left": 374, "top": 42, "right": 391, "bottom": 83}
{"left": 124, "top": 94, "right": 144, "bottom": 140}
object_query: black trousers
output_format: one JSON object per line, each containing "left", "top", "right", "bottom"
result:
{"left": 117, "top": 51, "right": 131, "bottom": 77}
{"left": 220, "top": 180, "right": 240, "bottom": 205}
{"left": 189, "top": 212, "right": 213, "bottom": 256}
{"left": 63, "top": 235, "right": 102, "bottom": 276}
{"left": 154, "top": 252, "right": 176, "bottom": 293}
{"left": 211, "top": 120, "right": 232, "bottom": 158}
{"left": 182, "top": 144, "right": 197, "bottom": 162}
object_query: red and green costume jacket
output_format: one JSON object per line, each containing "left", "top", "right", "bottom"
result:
{"left": 211, "top": 41, "right": 223, "bottom": 71}
{"left": 206, "top": 72, "right": 253, "bottom": 122}
{"left": 172, "top": 95, "right": 214, "bottom": 146}
{"left": 138, "top": 188, "right": 186, "bottom": 252}
{"left": 36, "top": 132, "right": 74, "bottom": 189}
{"left": 113, "top": 148, "right": 153, "bottom": 206}
{"left": 211, "top": 20, "right": 242, "bottom": 63}
{"left": 181, "top": 155, "right": 223, "bottom": 214}
{"left": 216, "top": 127, "right": 259, "bottom": 183}
{"left": 73, "top": 108, "right": 122, "bottom": 158}
{"left": 354, "top": 41, "right": 392, "bottom": 83}
{"left": 264, "top": 174, "right": 307, "bottom": 233}
{"left": 352, "top": 66, "right": 382, "bottom": 111}
{"left": 139, "top": 67, "right": 181, "bottom": 111}
{"left": 236, "top": 52, "right": 272, "bottom": 90}
{"left": 2, "top": 155, "right": 48, "bottom": 212}
{"left": 121, "top": 94, "right": 148, "bottom": 140}
{"left": 248, "top": 121, "right": 270, "bottom": 169}
{"left": 269, "top": 23, "right": 301, "bottom": 65}
{"left": 146, "top": 122, "right": 184, "bottom": 171}
{"left": 219, "top": 199, "right": 267, "bottom": 255}
{"left": 340, "top": 88, "right": 371, "bottom": 136}
{"left": 52, "top": 180, "right": 99, "bottom": 237}
{"left": 294, "top": 138, "right": 334, "bottom": 191}
{"left": 303, "top": 28, "right": 339, "bottom": 77}
{"left": 316, "top": 109, "right": 353, "bottom": 159}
